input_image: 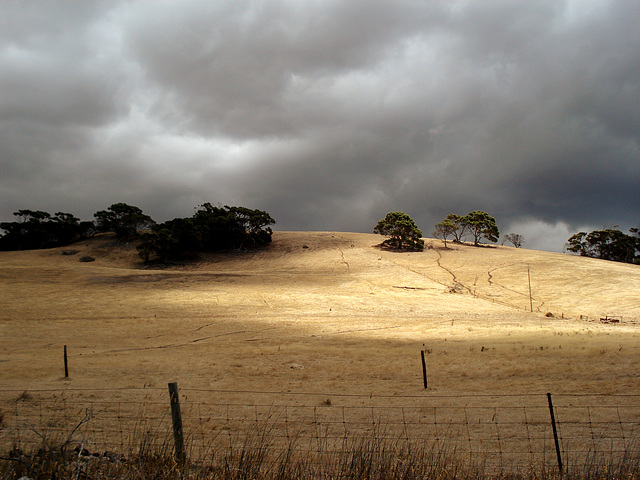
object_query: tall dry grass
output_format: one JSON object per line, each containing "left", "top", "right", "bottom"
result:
{"left": 2, "top": 418, "right": 639, "bottom": 480}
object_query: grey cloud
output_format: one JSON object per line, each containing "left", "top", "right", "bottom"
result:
{"left": 121, "top": 1, "right": 444, "bottom": 138}
{"left": 0, "top": 3, "right": 130, "bottom": 127}
{"left": 1, "top": 0, "right": 639, "bottom": 252}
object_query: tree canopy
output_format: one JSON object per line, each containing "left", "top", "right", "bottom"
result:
{"left": 434, "top": 211, "right": 499, "bottom": 246}
{"left": 193, "top": 203, "right": 275, "bottom": 252}
{"left": 374, "top": 212, "right": 424, "bottom": 251}
{"left": 463, "top": 211, "right": 499, "bottom": 246}
{"left": 444, "top": 214, "right": 469, "bottom": 244}
{"left": 0, "top": 202, "right": 275, "bottom": 260}
{"left": 94, "top": 203, "right": 155, "bottom": 241}
{"left": 0, "top": 210, "right": 94, "bottom": 251}
{"left": 137, "top": 217, "right": 202, "bottom": 262}
{"left": 566, "top": 228, "right": 638, "bottom": 264}
{"left": 137, "top": 204, "right": 276, "bottom": 262}
{"left": 433, "top": 218, "right": 457, "bottom": 248}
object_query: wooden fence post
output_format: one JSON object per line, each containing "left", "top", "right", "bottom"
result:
{"left": 528, "top": 267, "right": 534, "bottom": 312}
{"left": 421, "top": 350, "right": 428, "bottom": 389}
{"left": 168, "top": 382, "right": 185, "bottom": 464}
{"left": 64, "top": 345, "right": 69, "bottom": 378}
{"left": 547, "top": 392, "right": 563, "bottom": 474}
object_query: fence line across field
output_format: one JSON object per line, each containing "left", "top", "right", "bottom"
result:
{"left": 1, "top": 386, "right": 639, "bottom": 472}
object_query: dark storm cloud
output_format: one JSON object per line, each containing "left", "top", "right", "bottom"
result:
{"left": 1, "top": 0, "right": 638, "bottom": 251}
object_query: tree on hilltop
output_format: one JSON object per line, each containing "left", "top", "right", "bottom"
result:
{"left": 374, "top": 212, "right": 424, "bottom": 251}
{"left": 194, "top": 203, "right": 275, "bottom": 251}
{"left": 566, "top": 228, "right": 638, "bottom": 263}
{"left": 433, "top": 218, "right": 457, "bottom": 248}
{"left": 503, "top": 233, "right": 525, "bottom": 248}
{"left": 444, "top": 214, "right": 469, "bottom": 243}
{"left": 138, "top": 217, "right": 202, "bottom": 262}
{"left": 94, "top": 203, "right": 155, "bottom": 241}
{"left": 137, "top": 204, "right": 276, "bottom": 262}
{"left": 0, "top": 210, "right": 93, "bottom": 251}
{"left": 434, "top": 211, "right": 499, "bottom": 246}
{"left": 462, "top": 211, "right": 499, "bottom": 246}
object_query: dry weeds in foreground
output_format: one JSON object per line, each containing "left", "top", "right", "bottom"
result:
{"left": 3, "top": 421, "right": 640, "bottom": 480}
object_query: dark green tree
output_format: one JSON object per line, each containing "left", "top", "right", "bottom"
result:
{"left": 445, "top": 213, "right": 469, "bottom": 243}
{"left": 461, "top": 211, "right": 500, "bottom": 246}
{"left": 0, "top": 210, "right": 50, "bottom": 250}
{"left": 48, "top": 212, "right": 86, "bottom": 246}
{"left": 194, "top": 203, "right": 275, "bottom": 252}
{"left": 138, "top": 217, "right": 202, "bottom": 262}
{"left": 433, "top": 218, "right": 457, "bottom": 248}
{"left": 226, "top": 206, "right": 276, "bottom": 249}
{"left": 193, "top": 203, "right": 245, "bottom": 251}
{"left": 435, "top": 211, "right": 499, "bottom": 246}
{"left": 0, "top": 210, "right": 93, "bottom": 251}
{"left": 374, "top": 212, "right": 424, "bottom": 251}
{"left": 137, "top": 204, "right": 275, "bottom": 262}
{"left": 566, "top": 228, "right": 637, "bottom": 263}
{"left": 94, "top": 203, "right": 155, "bottom": 241}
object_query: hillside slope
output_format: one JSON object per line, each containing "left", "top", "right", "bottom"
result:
{"left": 5, "top": 230, "right": 633, "bottom": 320}
{"left": 1, "top": 231, "right": 639, "bottom": 395}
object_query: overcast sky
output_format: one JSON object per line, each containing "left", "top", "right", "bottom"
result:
{"left": 1, "top": 1, "right": 638, "bottom": 252}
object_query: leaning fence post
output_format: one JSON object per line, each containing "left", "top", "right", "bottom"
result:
{"left": 528, "top": 267, "right": 534, "bottom": 312}
{"left": 547, "top": 392, "right": 563, "bottom": 474}
{"left": 168, "top": 382, "right": 185, "bottom": 464}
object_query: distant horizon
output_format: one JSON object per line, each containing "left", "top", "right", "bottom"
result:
{"left": 1, "top": 204, "right": 635, "bottom": 254}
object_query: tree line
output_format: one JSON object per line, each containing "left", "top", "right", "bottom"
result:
{"left": 3, "top": 203, "right": 638, "bottom": 265}
{"left": 374, "top": 211, "right": 640, "bottom": 265}
{"left": 566, "top": 228, "right": 639, "bottom": 264}
{"left": 137, "top": 203, "right": 275, "bottom": 262}
{"left": 0, "top": 203, "right": 275, "bottom": 262}
{"left": 374, "top": 210, "right": 505, "bottom": 252}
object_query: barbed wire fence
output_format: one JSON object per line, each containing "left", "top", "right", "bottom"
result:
{"left": 1, "top": 387, "right": 639, "bottom": 473}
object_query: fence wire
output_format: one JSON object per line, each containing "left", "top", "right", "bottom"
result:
{"left": 1, "top": 388, "right": 638, "bottom": 471}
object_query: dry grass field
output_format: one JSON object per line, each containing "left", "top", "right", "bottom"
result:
{"left": 2, "top": 231, "right": 640, "bottom": 476}
{"left": 1, "top": 230, "right": 639, "bottom": 396}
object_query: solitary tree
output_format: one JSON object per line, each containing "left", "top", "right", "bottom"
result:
{"left": 503, "top": 233, "right": 525, "bottom": 248}
{"left": 374, "top": 212, "right": 424, "bottom": 251}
